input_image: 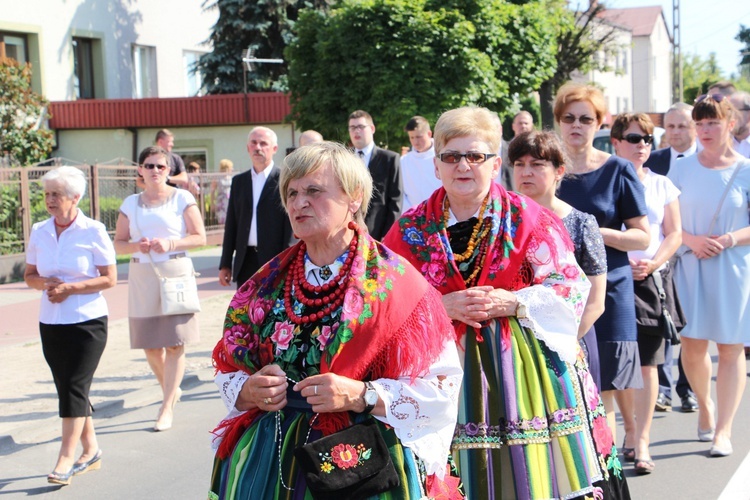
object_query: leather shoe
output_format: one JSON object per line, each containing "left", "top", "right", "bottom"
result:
{"left": 710, "top": 439, "right": 733, "bottom": 457}
{"left": 680, "top": 395, "right": 698, "bottom": 413}
{"left": 654, "top": 393, "right": 672, "bottom": 412}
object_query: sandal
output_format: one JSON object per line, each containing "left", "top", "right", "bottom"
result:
{"left": 621, "top": 436, "right": 635, "bottom": 462}
{"left": 47, "top": 467, "right": 74, "bottom": 486}
{"left": 634, "top": 458, "right": 655, "bottom": 475}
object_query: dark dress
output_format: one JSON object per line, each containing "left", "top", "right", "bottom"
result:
{"left": 563, "top": 208, "right": 607, "bottom": 391}
{"left": 558, "top": 157, "right": 647, "bottom": 391}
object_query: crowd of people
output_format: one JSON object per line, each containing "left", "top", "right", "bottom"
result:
{"left": 25, "top": 81, "right": 750, "bottom": 498}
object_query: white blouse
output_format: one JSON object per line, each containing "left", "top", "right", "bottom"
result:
{"left": 119, "top": 189, "right": 196, "bottom": 263}
{"left": 26, "top": 212, "right": 116, "bottom": 325}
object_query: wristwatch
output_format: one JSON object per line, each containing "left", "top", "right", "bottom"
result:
{"left": 361, "top": 382, "right": 378, "bottom": 414}
{"left": 515, "top": 300, "right": 528, "bottom": 319}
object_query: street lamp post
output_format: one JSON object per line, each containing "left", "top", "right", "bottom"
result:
{"left": 241, "top": 48, "right": 283, "bottom": 123}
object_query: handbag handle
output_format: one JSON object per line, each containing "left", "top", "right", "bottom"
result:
{"left": 706, "top": 162, "right": 744, "bottom": 236}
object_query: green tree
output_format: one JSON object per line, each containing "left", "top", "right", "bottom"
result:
{"left": 681, "top": 52, "right": 724, "bottom": 103}
{"left": 538, "top": 1, "right": 620, "bottom": 128}
{"left": 737, "top": 24, "right": 750, "bottom": 80}
{"left": 197, "top": 0, "right": 332, "bottom": 94}
{"left": 0, "top": 59, "right": 54, "bottom": 166}
{"left": 287, "top": 0, "right": 557, "bottom": 148}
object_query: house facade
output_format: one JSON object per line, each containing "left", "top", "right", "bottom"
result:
{"left": 2, "top": 1, "right": 296, "bottom": 170}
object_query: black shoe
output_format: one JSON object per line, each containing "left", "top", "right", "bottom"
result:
{"left": 680, "top": 395, "right": 698, "bottom": 412}
{"left": 655, "top": 393, "right": 672, "bottom": 412}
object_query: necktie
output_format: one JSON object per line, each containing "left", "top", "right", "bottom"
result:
{"left": 676, "top": 154, "right": 684, "bottom": 159}
{"left": 357, "top": 151, "right": 365, "bottom": 163}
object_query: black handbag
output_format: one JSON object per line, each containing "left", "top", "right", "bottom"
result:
{"left": 652, "top": 271, "right": 680, "bottom": 346}
{"left": 293, "top": 418, "right": 400, "bottom": 500}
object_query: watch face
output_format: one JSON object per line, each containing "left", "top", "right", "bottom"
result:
{"left": 364, "top": 387, "right": 378, "bottom": 405}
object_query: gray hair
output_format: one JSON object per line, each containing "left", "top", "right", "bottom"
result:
{"left": 248, "top": 126, "right": 278, "bottom": 146}
{"left": 41, "top": 166, "right": 87, "bottom": 202}
{"left": 280, "top": 141, "right": 373, "bottom": 228}
{"left": 667, "top": 102, "right": 693, "bottom": 115}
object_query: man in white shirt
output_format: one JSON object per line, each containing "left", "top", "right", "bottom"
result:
{"left": 730, "top": 92, "right": 750, "bottom": 158}
{"left": 400, "top": 116, "right": 440, "bottom": 212}
{"left": 219, "top": 127, "right": 293, "bottom": 287}
{"left": 645, "top": 103, "right": 699, "bottom": 176}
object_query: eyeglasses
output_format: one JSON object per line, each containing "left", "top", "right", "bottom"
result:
{"left": 560, "top": 114, "right": 596, "bottom": 125}
{"left": 437, "top": 152, "right": 497, "bottom": 164}
{"left": 348, "top": 125, "right": 369, "bottom": 132}
{"left": 143, "top": 163, "right": 169, "bottom": 170}
{"left": 622, "top": 133, "right": 653, "bottom": 145}
{"left": 695, "top": 94, "right": 725, "bottom": 104}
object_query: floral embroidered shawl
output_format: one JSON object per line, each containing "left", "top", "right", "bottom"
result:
{"left": 382, "top": 183, "right": 572, "bottom": 340}
{"left": 212, "top": 230, "right": 454, "bottom": 459}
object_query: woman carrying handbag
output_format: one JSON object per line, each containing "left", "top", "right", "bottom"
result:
{"left": 114, "top": 146, "right": 206, "bottom": 432}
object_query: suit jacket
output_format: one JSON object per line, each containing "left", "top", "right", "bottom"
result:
{"left": 365, "top": 147, "right": 403, "bottom": 240}
{"left": 644, "top": 148, "right": 671, "bottom": 176}
{"left": 219, "top": 166, "right": 293, "bottom": 282}
{"left": 498, "top": 139, "right": 513, "bottom": 191}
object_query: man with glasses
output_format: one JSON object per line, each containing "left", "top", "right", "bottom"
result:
{"left": 645, "top": 103, "right": 699, "bottom": 176}
{"left": 729, "top": 92, "right": 750, "bottom": 158}
{"left": 348, "top": 110, "right": 403, "bottom": 239}
{"left": 219, "top": 127, "right": 293, "bottom": 288}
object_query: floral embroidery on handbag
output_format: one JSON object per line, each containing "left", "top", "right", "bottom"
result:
{"left": 319, "top": 443, "right": 371, "bottom": 473}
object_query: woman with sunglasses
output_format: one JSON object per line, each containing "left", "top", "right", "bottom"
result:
{"left": 610, "top": 113, "right": 685, "bottom": 474}
{"left": 384, "top": 106, "right": 629, "bottom": 499}
{"left": 667, "top": 94, "right": 750, "bottom": 457}
{"left": 554, "top": 84, "right": 650, "bottom": 444}
{"left": 114, "top": 146, "right": 206, "bottom": 431}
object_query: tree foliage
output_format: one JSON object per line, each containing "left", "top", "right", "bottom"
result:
{"left": 537, "top": 1, "right": 620, "bottom": 128}
{"left": 0, "top": 59, "right": 54, "bottom": 166}
{"left": 737, "top": 24, "right": 750, "bottom": 80}
{"left": 287, "top": 0, "right": 557, "bottom": 148}
{"left": 197, "top": 0, "right": 332, "bottom": 94}
{"left": 681, "top": 52, "right": 724, "bottom": 103}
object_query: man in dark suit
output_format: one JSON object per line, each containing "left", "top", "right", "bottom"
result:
{"left": 219, "top": 127, "right": 293, "bottom": 288}
{"left": 348, "top": 110, "right": 403, "bottom": 240}
{"left": 645, "top": 103, "right": 698, "bottom": 176}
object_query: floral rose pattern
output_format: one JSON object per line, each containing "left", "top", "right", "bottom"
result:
{"left": 320, "top": 442, "right": 372, "bottom": 473}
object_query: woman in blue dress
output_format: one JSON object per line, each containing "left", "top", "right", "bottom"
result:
{"left": 667, "top": 94, "right": 750, "bottom": 457}
{"left": 554, "top": 83, "right": 650, "bottom": 444}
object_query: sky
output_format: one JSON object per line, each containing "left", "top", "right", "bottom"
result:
{"left": 602, "top": 0, "right": 750, "bottom": 77}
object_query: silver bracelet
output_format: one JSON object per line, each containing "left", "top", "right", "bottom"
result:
{"left": 727, "top": 232, "right": 737, "bottom": 248}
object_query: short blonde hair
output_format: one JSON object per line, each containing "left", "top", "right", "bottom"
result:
{"left": 219, "top": 159, "right": 233, "bottom": 173}
{"left": 41, "top": 166, "right": 87, "bottom": 202}
{"left": 280, "top": 142, "right": 373, "bottom": 228}
{"left": 433, "top": 107, "right": 501, "bottom": 154}
{"left": 553, "top": 83, "right": 608, "bottom": 125}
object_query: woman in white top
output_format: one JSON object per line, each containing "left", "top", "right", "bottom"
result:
{"left": 668, "top": 95, "right": 750, "bottom": 457}
{"left": 611, "top": 113, "right": 683, "bottom": 474}
{"left": 114, "top": 146, "right": 206, "bottom": 432}
{"left": 25, "top": 167, "right": 117, "bottom": 486}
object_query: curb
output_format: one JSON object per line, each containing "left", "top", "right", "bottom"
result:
{"left": 0, "top": 367, "right": 216, "bottom": 455}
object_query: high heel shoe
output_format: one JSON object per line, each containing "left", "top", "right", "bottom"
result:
{"left": 72, "top": 449, "right": 102, "bottom": 476}
{"left": 698, "top": 427, "right": 715, "bottom": 442}
{"left": 154, "top": 407, "right": 173, "bottom": 432}
{"left": 621, "top": 435, "right": 635, "bottom": 462}
{"left": 709, "top": 439, "right": 733, "bottom": 457}
{"left": 47, "top": 467, "right": 74, "bottom": 486}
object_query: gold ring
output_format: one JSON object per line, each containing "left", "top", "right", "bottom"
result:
{"left": 263, "top": 397, "right": 271, "bottom": 405}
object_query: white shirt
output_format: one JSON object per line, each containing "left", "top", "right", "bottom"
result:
{"left": 248, "top": 162, "right": 275, "bottom": 247}
{"left": 355, "top": 142, "right": 375, "bottom": 167}
{"left": 670, "top": 142, "right": 698, "bottom": 170}
{"left": 400, "top": 143, "right": 440, "bottom": 213}
{"left": 627, "top": 169, "right": 681, "bottom": 268}
{"left": 26, "top": 211, "right": 116, "bottom": 325}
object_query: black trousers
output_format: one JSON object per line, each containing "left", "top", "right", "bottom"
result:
{"left": 236, "top": 246, "right": 259, "bottom": 288}
{"left": 40, "top": 316, "right": 108, "bottom": 418}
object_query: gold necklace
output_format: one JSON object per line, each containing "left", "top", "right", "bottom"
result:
{"left": 444, "top": 194, "right": 489, "bottom": 263}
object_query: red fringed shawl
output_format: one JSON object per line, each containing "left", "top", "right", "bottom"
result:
{"left": 212, "top": 230, "right": 455, "bottom": 459}
{"left": 382, "top": 183, "right": 572, "bottom": 341}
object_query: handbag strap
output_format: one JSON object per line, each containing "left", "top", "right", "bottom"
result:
{"left": 651, "top": 270, "right": 668, "bottom": 311}
{"left": 707, "top": 161, "right": 744, "bottom": 235}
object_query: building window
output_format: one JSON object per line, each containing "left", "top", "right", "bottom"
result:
{"left": 183, "top": 51, "right": 203, "bottom": 97}
{"left": 0, "top": 32, "right": 28, "bottom": 64}
{"left": 132, "top": 44, "right": 157, "bottom": 98}
{"left": 73, "top": 38, "right": 95, "bottom": 99}
{"left": 622, "top": 51, "right": 628, "bottom": 75}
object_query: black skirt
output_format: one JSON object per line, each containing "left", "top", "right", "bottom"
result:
{"left": 40, "top": 316, "right": 108, "bottom": 418}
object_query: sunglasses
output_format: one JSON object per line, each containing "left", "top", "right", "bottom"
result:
{"left": 622, "top": 133, "right": 653, "bottom": 145}
{"left": 143, "top": 163, "right": 169, "bottom": 170}
{"left": 437, "top": 152, "right": 497, "bottom": 164}
{"left": 560, "top": 114, "right": 596, "bottom": 125}
{"left": 695, "top": 93, "right": 725, "bottom": 104}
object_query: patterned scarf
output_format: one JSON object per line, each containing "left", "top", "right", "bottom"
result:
{"left": 383, "top": 183, "right": 571, "bottom": 340}
{"left": 212, "top": 229, "right": 454, "bottom": 459}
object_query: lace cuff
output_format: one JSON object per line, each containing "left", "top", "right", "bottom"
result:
{"left": 515, "top": 286, "right": 579, "bottom": 363}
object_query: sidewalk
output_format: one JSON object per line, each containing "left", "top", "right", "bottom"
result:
{"left": 0, "top": 246, "right": 234, "bottom": 450}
